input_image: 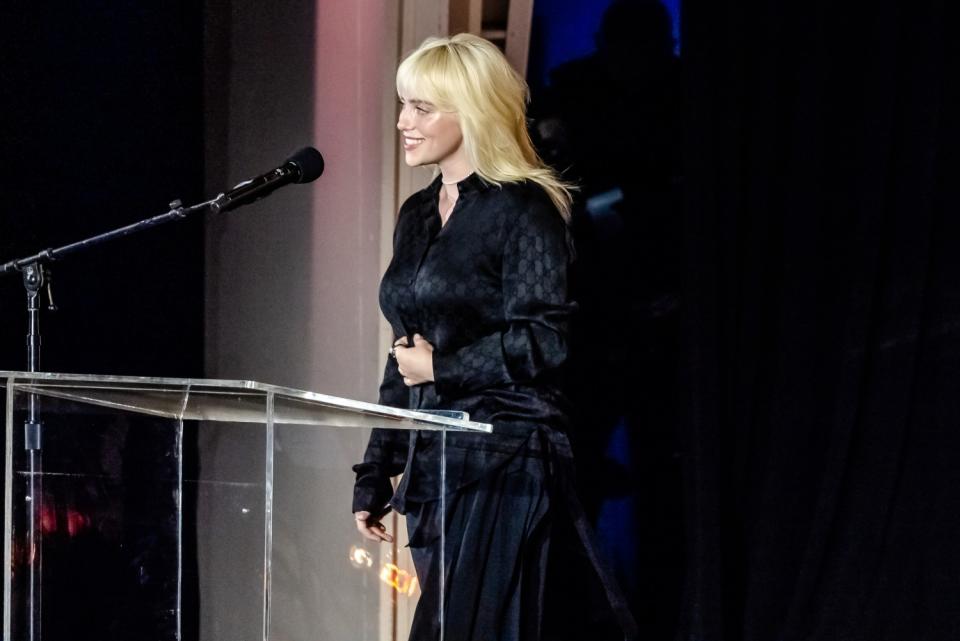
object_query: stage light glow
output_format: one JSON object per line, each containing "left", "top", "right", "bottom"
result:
{"left": 65, "top": 509, "right": 91, "bottom": 537}
{"left": 348, "top": 545, "right": 419, "bottom": 596}
{"left": 379, "top": 563, "right": 419, "bottom": 596}
{"left": 349, "top": 545, "right": 374, "bottom": 568}
{"left": 40, "top": 504, "right": 56, "bottom": 534}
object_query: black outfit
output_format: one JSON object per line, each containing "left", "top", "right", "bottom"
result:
{"left": 352, "top": 174, "right": 636, "bottom": 641}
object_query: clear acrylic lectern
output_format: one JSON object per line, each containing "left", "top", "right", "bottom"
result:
{"left": 1, "top": 372, "right": 491, "bottom": 641}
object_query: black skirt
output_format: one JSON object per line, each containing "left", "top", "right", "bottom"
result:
{"left": 402, "top": 428, "right": 638, "bottom": 641}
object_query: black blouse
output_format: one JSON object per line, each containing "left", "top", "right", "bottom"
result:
{"left": 352, "top": 173, "right": 577, "bottom": 516}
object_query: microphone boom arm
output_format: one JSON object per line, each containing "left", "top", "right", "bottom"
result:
{"left": 1, "top": 146, "right": 323, "bottom": 275}
{"left": 0, "top": 198, "right": 215, "bottom": 276}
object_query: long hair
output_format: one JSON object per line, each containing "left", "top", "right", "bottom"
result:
{"left": 397, "top": 34, "right": 574, "bottom": 221}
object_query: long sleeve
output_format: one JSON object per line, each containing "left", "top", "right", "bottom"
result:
{"left": 351, "top": 357, "right": 410, "bottom": 515}
{"left": 432, "top": 201, "right": 575, "bottom": 398}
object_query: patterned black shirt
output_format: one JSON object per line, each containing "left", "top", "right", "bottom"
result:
{"left": 353, "top": 172, "right": 576, "bottom": 515}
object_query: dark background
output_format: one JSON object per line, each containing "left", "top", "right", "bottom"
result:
{"left": 0, "top": 2, "right": 205, "bottom": 377}
{"left": 679, "top": 1, "right": 959, "bottom": 640}
{"left": 529, "top": 0, "right": 684, "bottom": 636}
{"left": 0, "top": 4, "right": 206, "bottom": 640}
{"left": 1, "top": 1, "right": 958, "bottom": 640}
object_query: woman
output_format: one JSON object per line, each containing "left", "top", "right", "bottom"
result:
{"left": 352, "top": 34, "right": 636, "bottom": 641}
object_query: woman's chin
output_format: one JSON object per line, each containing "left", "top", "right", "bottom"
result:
{"left": 403, "top": 152, "right": 426, "bottom": 167}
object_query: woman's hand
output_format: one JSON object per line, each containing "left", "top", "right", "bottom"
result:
{"left": 354, "top": 511, "right": 394, "bottom": 543}
{"left": 393, "top": 334, "right": 434, "bottom": 386}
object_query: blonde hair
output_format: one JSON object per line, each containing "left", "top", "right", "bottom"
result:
{"left": 397, "top": 33, "right": 574, "bottom": 221}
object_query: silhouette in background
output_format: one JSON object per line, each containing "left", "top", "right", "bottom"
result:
{"left": 530, "top": 1, "right": 684, "bottom": 636}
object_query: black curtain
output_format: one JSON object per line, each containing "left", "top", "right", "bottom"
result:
{"left": 680, "top": 2, "right": 958, "bottom": 640}
{"left": 0, "top": 2, "right": 204, "bottom": 377}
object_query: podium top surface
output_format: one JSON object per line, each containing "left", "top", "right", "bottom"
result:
{"left": 0, "top": 371, "right": 493, "bottom": 433}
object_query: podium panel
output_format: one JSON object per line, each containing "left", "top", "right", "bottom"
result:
{"left": 2, "top": 372, "right": 490, "bottom": 641}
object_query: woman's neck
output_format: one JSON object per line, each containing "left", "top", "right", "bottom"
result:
{"left": 438, "top": 150, "right": 474, "bottom": 187}
{"left": 440, "top": 181, "right": 460, "bottom": 203}
{"left": 439, "top": 169, "right": 473, "bottom": 185}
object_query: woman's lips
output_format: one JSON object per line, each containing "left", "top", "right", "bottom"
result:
{"left": 403, "top": 136, "right": 424, "bottom": 150}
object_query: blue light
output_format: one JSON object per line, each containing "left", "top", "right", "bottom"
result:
{"left": 529, "top": 0, "right": 681, "bottom": 89}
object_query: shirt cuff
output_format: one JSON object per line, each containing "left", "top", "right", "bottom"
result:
{"left": 351, "top": 463, "right": 395, "bottom": 516}
{"left": 431, "top": 348, "right": 464, "bottom": 399}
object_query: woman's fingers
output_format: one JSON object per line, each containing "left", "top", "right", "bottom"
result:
{"left": 397, "top": 334, "right": 432, "bottom": 348}
{"left": 412, "top": 333, "right": 433, "bottom": 349}
{"left": 371, "top": 524, "right": 394, "bottom": 543}
{"left": 394, "top": 334, "right": 432, "bottom": 386}
{"left": 361, "top": 525, "right": 393, "bottom": 543}
{"left": 355, "top": 512, "right": 394, "bottom": 543}
{"left": 356, "top": 516, "right": 380, "bottom": 541}
{"left": 362, "top": 521, "right": 393, "bottom": 543}
{"left": 358, "top": 527, "right": 381, "bottom": 542}
{"left": 354, "top": 511, "right": 372, "bottom": 538}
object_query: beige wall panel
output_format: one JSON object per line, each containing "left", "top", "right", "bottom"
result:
{"left": 204, "top": 1, "right": 412, "bottom": 639}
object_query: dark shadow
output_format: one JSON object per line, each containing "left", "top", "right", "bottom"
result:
{"left": 529, "top": 1, "right": 684, "bottom": 638}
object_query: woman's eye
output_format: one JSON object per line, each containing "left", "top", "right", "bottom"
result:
{"left": 416, "top": 106, "right": 429, "bottom": 114}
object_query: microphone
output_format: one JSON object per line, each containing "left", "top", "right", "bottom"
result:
{"left": 211, "top": 146, "right": 324, "bottom": 213}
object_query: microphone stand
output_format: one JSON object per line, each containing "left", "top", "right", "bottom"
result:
{"left": 1, "top": 195, "right": 217, "bottom": 641}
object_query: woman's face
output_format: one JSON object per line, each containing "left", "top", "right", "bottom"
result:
{"left": 397, "top": 96, "right": 466, "bottom": 170}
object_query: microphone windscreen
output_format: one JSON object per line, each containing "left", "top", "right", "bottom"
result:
{"left": 287, "top": 147, "right": 325, "bottom": 183}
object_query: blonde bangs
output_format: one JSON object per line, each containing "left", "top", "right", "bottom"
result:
{"left": 396, "top": 40, "right": 461, "bottom": 110}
